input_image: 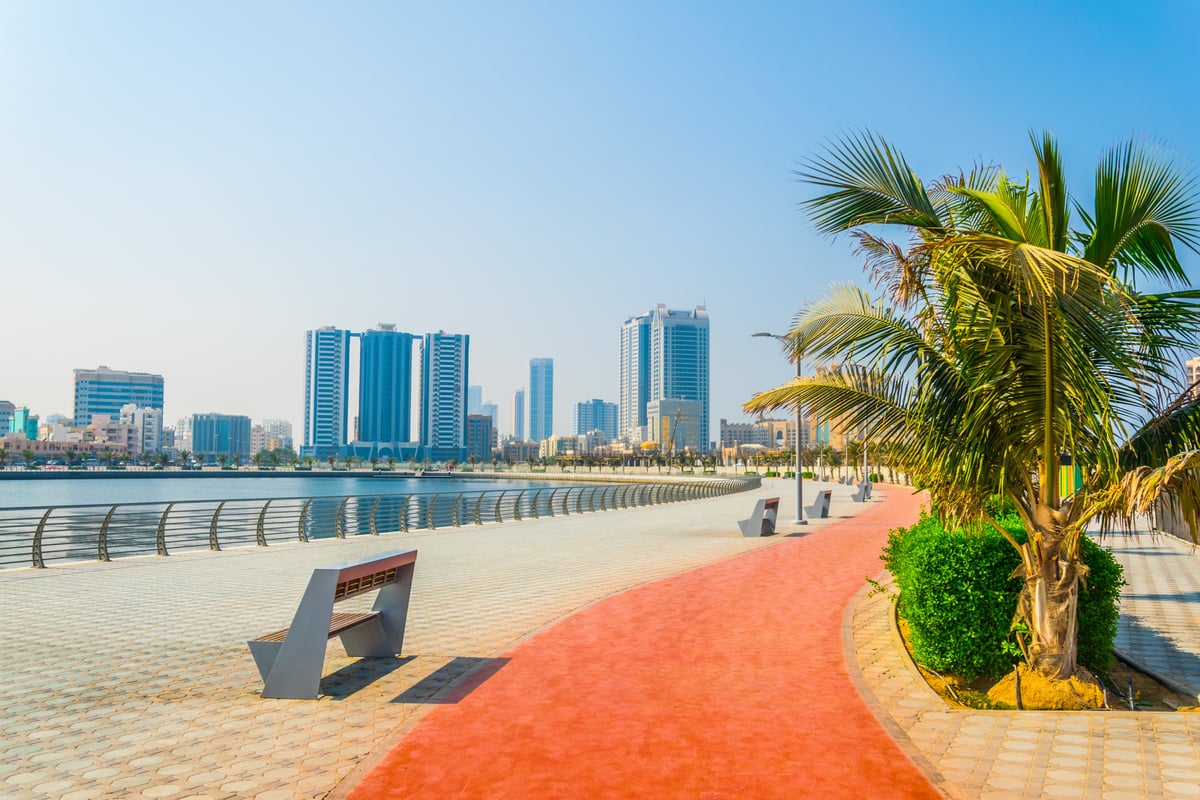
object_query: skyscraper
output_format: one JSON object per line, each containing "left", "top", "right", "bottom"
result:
{"left": 572, "top": 399, "right": 619, "bottom": 438}
{"left": 358, "top": 324, "right": 415, "bottom": 445}
{"left": 303, "top": 326, "right": 351, "bottom": 460}
{"left": 529, "top": 358, "right": 554, "bottom": 442}
{"left": 511, "top": 389, "right": 525, "bottom": 441}
{"left": 619, "top": 313, "right": 651, "bottom": 438}
{"left": 620, "top": 305, "right": 710, "bottom": 452}
{"left": 420, "top": 332, "right": 469, "bottom": 461}
{"left": 73, "top": 366, "right": 164, "bottom": 427}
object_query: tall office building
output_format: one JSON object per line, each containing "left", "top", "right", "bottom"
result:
{"left": 511, "top": 389, "right": 525, "bottom": 441}
{"left": 529, "top": 358, "right": 554, "bottom": 442}
{"left": 572, "top": 399, "right": 618, "bottom": 438}
{"left": 73, "top": 367, "right": 164, "bottom": 427}
{"left": 358, "top": 324, "right": 415, "bottom": 445}
{"left": 620, "top": 305, "right": 709, "bottom": 452}
{"left": 303, "top": 326, "right": 352, "bottom": 460}
{"left": 420, "top": 332, "right": 469, "bottom": 461}
{"left": 466, "top": 414, "right": 494, "bottom": 463}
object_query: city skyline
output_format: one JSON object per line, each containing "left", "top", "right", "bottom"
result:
{"left": 5, "top": 4, "right": 1199, "bottom": 435}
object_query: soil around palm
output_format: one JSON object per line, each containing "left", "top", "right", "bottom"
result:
{"left": 898, "top": 618, "right": 1197, "bottom": 711}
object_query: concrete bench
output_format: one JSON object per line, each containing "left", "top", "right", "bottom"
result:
{"left": 738, "top": 497, "right": 780, "bottom": 537}
{"left": 851, "top": 481, "right": 873, "bottom": 503}
{"left": 806, "top": 489, "right": 832, "bottom": 519}
{"left": 248, "top": 549, "right": 417, "bottom": 699}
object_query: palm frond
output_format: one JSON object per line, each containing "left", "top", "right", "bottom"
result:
{"left": 798, "top": 130, "right": 944, "bottom": 234}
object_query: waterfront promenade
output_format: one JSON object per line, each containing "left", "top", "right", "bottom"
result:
{"left": 2, "top": 479, "right": 1199, "bottom": 798}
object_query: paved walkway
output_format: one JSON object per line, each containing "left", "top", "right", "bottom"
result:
{"left": 347, "top": 487, "right": 935, "bottom": 799}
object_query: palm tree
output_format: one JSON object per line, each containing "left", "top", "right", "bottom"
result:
{"left": 0, "top": 446, "right": 8, "bottom": 469}
{"left": 747, "top": 131, "right": 1200, "bottom": 681}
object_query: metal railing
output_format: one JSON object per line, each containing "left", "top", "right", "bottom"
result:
{"left": 0, "top": 478, "right": 755, "bottom": 569}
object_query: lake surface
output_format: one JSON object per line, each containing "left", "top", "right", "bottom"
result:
{"left": 0, "top": 472, "right": 562, "bottom": 509}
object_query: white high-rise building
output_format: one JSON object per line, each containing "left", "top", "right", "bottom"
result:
{"left": 1187, "top": 356, "right": 1200, "bottom": 399}
{"left": 119, "top": 404, "right": 163, "bottom": 455}
{"left": 303, "top": 326, "right": 352, "bottom": 460}
{"left": 620, "top": 305, "right": 710, "bottom": 452}
{"left": 511, "top": 389, "right": 525, "bottom": 440}
{"left": 420, "top": 332, "right": 469, "bottom": 461}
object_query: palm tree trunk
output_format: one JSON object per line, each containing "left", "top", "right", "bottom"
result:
{"left": 1016, "top": 523, "right": 1081, "bottom": 680}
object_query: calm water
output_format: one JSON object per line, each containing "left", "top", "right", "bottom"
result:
{"left": 0, "top": 473, "right": 560, "bottom": 509}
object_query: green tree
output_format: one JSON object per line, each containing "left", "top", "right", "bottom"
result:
{"left": 748, "top": 131, "right": 1200, "bottom": 681}
{"left": 0, "top": 446, "right": 8, "bottom": 469}
{"left": 21, "top": 449, "right": 36, "bottom": 468}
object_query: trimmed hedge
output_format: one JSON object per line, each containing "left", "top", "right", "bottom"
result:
{"left": 882, "top": 509, "right": 1123, "bottom": 680}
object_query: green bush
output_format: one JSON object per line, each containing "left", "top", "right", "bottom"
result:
{"left": 883, "top": 509, "right": 1123, "bottom": 679}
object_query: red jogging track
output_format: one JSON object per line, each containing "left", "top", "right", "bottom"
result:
{"left": 349, "top": 486, "right": 940, "bottom": 799}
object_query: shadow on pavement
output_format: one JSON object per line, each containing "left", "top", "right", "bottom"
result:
{"left": 393, "top": 656, "right": 511, "bottom": 704}
{"left": 321, "top": 655, "right": 416, "bottom": 700}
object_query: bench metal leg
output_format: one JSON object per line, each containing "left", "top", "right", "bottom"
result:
{"left": 340, "top": 618, "right": 393, "bottom": 657}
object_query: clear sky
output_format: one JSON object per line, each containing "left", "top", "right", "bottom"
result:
{"left": 3, "top": 1, "right": 1198, "bottom": 440}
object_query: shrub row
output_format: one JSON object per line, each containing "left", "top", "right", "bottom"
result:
{"left": 882, "top": 508, "right": 1123, "bottom": 680}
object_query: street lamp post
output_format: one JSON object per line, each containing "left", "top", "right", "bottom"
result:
{"left": 752, "top": 332, "right": 806, "bottom": 525}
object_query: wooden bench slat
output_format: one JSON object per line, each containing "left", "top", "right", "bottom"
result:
{"left": 254, "top": 611, "right": 381, "bottom": 643}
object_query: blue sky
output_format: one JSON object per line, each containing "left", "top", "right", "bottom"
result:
{"left": 3, "top": 2, "right": 1198, "bottom": 439}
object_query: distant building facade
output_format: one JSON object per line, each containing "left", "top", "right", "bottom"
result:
{"left": 511, "top": 389, "right": 525, "bottom": 441}
{"left": 191, "top": 413, "right": 252, "bottom": 462}
{"left": 9, "top": 407, "right": 39, "bottom": 440}
{"left": 0, "top": 401, "right": 14, "bottom": 435}
{"left": 119, "top": 404, "right": 164, "bottom": 455}
{"left": 466, "top": 414, "right": 494, "bottom": 463}
{"left": 1188, "top": 356, "right": 1200, "bottom": 399}
{"left": 529, "top": 358, "right": 553, "bottom": 442}
{"left": 73, "top": 366, "right": 164, "bottom": 427}
{"left": 420, "top": 332, "right": 469, "bottom": 462}
{"left": 647, "top": 398, "right": 703, "bottom": 454}
{"left": 303, "top": 326, "right": 352, "bottom": 460}
{"left": 572, "top": 399, "right": 618, "bottom": 438}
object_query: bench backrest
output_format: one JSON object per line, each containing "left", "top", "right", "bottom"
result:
{"left": 327, "top": 550, "right": 418, "bottom": 603}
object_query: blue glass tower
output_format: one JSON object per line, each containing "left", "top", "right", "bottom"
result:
{"left": 529, "top": 358, "right": 554, "bottom": 442}
{"left": 358, "top": 324, "right": 415, "bottom": 445}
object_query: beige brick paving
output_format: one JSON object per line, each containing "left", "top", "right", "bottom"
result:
{"left": 0, "top": 478, "right": 859, "bottom": 799}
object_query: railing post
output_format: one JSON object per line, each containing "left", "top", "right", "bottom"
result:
{"left": 298, "top": 498, "right": 313, "bottom": 542}
{"left": 588, "top": 487, "right": 598, "bottom": 513}
{"left": 531, "top": 489, "right": 542, "bottom": 519}
{"left": 546, "top": 488, "right": 558, "bottom": 517}
{"left": 427, "top": 494, "right": 439, "bottom": 530}
{"left": 209, "top": 501, "right": 226, "bottom": 551}
{"left": 98, "top": 505, "right": 118, "bottom": 561}
{"left": 335, "top": 497, "right": 350, "bottom": 538}
{"left": 255, "top": 500, "right": 271, "bottom": 546}
{"left": 369, "top": 496, "right": 382, "bottom": 535}
{"left": 514, "top": 490, "right": 525, "bottom": 521}
{"left": 562, "top": 488, "right": 570, "bottom": 516}
{"left": 32, "top": 508, "right": 53, "bottom": 568}
{"left": 494, "top": 491, "right": 505, "bottom": 524}
{"left": 398, "top": 496, "right": 410, "bottom": 532}
{"left": 474, "top": 494, "right": 483, "bottom": 525}
{"left": 575, "top": 487, "right": 584, "bottom": 515}
{"left": 156, "top": 503, "right": 175, "bottom": 555}
{"left": 451, "top": 493, "right": 464, "bottom": 527}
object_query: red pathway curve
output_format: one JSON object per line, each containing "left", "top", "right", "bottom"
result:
{"left": 349, "top": 487, "right": 938, "bottom": 799}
